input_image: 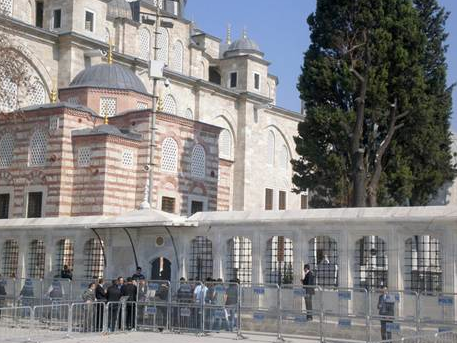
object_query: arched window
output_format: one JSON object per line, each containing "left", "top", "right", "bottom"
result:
{"left": 2, "top": 239, "right": 19, "bottom": 278}
{"left": 163, "top": 94, "right": 177, "bottom": 115}
{"left": 139, "top": 28, "right": 150, "bottom": 61}
{"left": 156, "top": 27, "right": 169, "bottom": 63}
{"left": 309, "top": 236, "right": 338, "bottom": 287}
{"left": 219, "top": 129, "right": 232, "bottom": 160}
{"left": 161, "top": 137, "right": 178, "bottom": 172}
{"left": 55, "top": 239, "right": 74, "bottom": 276}
{"left": 189, "top": 236, "right": 213, "bottom": 281}
{"left": 279, "top": 145, "right": 289, "bottom": 171}
{"left": 355, "top": 236, "right": 388, "bottom": 289}
{"left": 191, "top": 144, "right": 206, "bottom": 179}
{"left": 171, "top": 40, "right": 184, "bottom": 73}
{"left": 266, "top": 236, "right": 293, "bottom": 284}
{"left": 227, "top": 237, "right": 252, "bottom": 283}
{"left": 184, "top": 108, "right": 193, "bottom": 120}
{"left": 0, "top": 132, "right": 14, "bottom": 168}
{"left": 405, "top": 236, "right": 442, "bottom": 292}
{"left": 28, "top": 240, "right": 46, "bottom": 279}
{"left": 0, "top": 78, "right": 18, "bottom": 112}
{"left": 153, "top": 0, "right": 163, "bottom": 9}
{"left": 267, "top": 130, "right": 275, "bottom": 165}
{"left": 29, "top": 81, "right": 46, "bottom": 106}
{"left": 84, "top": 239, "right": 105, "bottom": 279}
{"left": 29, "top": 129, "right": 47, "bottom": 166}
{"left": 0, "top": 0, "right": 13, "bottom": 16}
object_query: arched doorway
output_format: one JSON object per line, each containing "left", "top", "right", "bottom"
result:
{"left": 150, "top": 257, "right": 171, "bottom": 281}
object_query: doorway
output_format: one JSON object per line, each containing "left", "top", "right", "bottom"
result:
{"left": 150, "top": 257, "right": 171, "bottom": 281}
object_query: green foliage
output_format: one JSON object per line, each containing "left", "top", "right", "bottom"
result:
{"left": 293, "top": 0, "right": 455, "bottom": 207}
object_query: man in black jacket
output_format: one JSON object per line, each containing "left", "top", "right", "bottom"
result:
{"left": 302, "top": 264, "right": 315, "bottom": 320}
{"left": 122, "top": 277, "right": 137, "bottom": 330}
{"left": 106, "top": 280, "right": 122, "bottom": 332}
{"left": 378, "top": 286, "right": 395, "bottom": 340}
{"left": 94, "top": 279, "right": 106, "bottom": 331}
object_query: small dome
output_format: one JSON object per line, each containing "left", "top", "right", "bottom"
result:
{"left": 228, "top": 37, "right": 260, "bottom": 53}
{"left": 107, "top": 0, "right": 133, "bottom": 20}
{"left": 69, "top": 64, "right": 148, "bottom": 94}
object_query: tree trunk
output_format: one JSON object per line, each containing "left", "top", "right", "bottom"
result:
{"left": 352, "top": 150, "right": 367, "bottom": 207}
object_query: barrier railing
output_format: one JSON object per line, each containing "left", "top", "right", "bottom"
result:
{"left": 70, "top": 301, "right": 105, "bottom": 334}
{"left": 372, "top": 330, "right": 457, "bottom": 343}
{"left": 136, "top": 280, "right": 170, "bottom": 332}
{"left": 0, "top": 306, "right": 32, "bottom": 342}
{"left": 32, "top": 303, "right": 70, "bottom": 341}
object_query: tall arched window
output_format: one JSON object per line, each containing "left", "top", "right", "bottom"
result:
{"left": 189, "top": 236, "right": 213, "bottom": 281}
{"left": 355, "top": 236, "right": 388, "bottom": 289}
{"left": 139, "top": 28, "right": 151, "bottom": 61}
{"left": 156, "top": 27, "right": 169, "bottom": 63}
{"left": 84, "top": 239, "right": 105, "bottom": 279}
{"left": 55, "top": 239, "right": 74, "bottom": 276}
{"left": 29, "top": 129, "right": 47, "bottom": 166}
{"left": 184, "top": 108, "right": 193, "bottom": 120}
{"left": 29, "top": 81, "right": 46, "bottom": 106}
{"left": 0, "top": 78, "right": 18, "bottom": 112}
{"left": 28, "top": 240, "right": 46, "bottom": 279}
{"left": 405, "top": 236, "right": 442, "bottom": 292}
{"left": 309, "top": 236, "right": 338, "bottom": 287}
{"left": 163, "top": 94, "right": 177, "bottom": 115}
{"left": 2, "top": 239, "right": 19, "bottom": 278}
{"left": 219, "top": 129, "right": 232, "bottom": 160}
{"left": 171, "top": 40, "right": 184, "bottom": 73}
{"left": 0, "top": 0, "right": 13, "bottom": 16}
{"left": 266, "top": 236, "right": 293, "bottom": 284}
{"left": 191, "top": 144, "right": 206, "bottom": 179}
{"left": 0, "top": 132, "right": 14, "bottom": 168}
{"left": 279, "top": 145, "right": 289, "bottom": 171}
{"left": 227, "top": 237, "right": 252, "bottom": 283}
{"left": 161, "top": 137, "right": 178, "bottom": 172}
{"left": 267, "top": 130, "right": 275, "bottom": 165}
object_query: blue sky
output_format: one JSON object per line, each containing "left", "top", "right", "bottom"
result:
{"left": 186, "top": 0, "right": 457, "bottom": 130}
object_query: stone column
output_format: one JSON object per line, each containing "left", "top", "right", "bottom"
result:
{"left": 252, "top": 229, "right": 262, "bottom": 285}
{"left": 340, "top": 230, "right": 350, "bottom": 288}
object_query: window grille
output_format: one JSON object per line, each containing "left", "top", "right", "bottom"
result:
{"left": 27, "top": 192, "right": 43, "bottom": 218}
{"left": 191, "top": 144, "right": 206, "bottom": 179}
{"left": 267, "top": 131, "right": 275, "bottom": 165}
{"left": 67, "top": 97, "right": 79, "bottom": 105}
{"left": 139, "top": 28, "right": 150, "bottom": 61}
{"left": 156, "top": 27, "right": 169, "bottom": 63}
{"left": 49, "top": 116, "right": 59, "bottom": 131}
{"left": 219, "top": 129, "right": 232, "bottom": 159}
{"left": 77, "top": 147, "right": 91, "bottom": 167}
{"left": 190, "top": 200, "right": 204, "bottom": 215}
{"left": 153, "top": 0, "right": 163, "bottom": 9}
{"left": 265, "top": 188, "right": 273, "bottom": 210}
{"left": 29, "top": 82, "right": 46, "bottom": 106}
{"left": 28, "top": 240, "right": 46, "bottom": 279}
{"left": 189, "top": 236, "right": 213, "bottom": 281}
{"left": 0, "top": 0, "right": 13, "bottom": 16}
{"left": 405, "top": 236, "right": 442, "bottom": 293}
{"left": 355, "top": 236, "right": 388, "bottom": 289}
{"left": 161, "top": 137, "right": 178, "bottom": 172}
{"left": 29, "top": 129, "right": 47, "bottom": 166}
{"left": 0, "top": 133, "right": 14, "bottom": 168}
{"left": 55, "top": 239, "right": 74, "bottom": 276}
{"left": 2, "top": 239, "right": 19, "bottom": 278}
{"left": 278, "top": 191, "right": 286, "bottom": 210}
{"left": 227, "top": 237, "right": 252, "bottom": 283}
{"left": 0, "top": 78, "right": 18, "bottom": 112}
{"left": 85, "top": 11, "right": 94, "bottom": 32}
{"left": 279, "top": 145, "right": 289, "bottom": 170}
{"left": 171, "top": 41, "right": 183, "bottom": 73}
{"left": 266, "top": 236, "right": 294, "bottom": 285}
{"left": 84, "top": 239, "right": 104, "bottom": 279}
{"left": 161, "top": 196, "right": 175, "bottom": 213}
{"left": 100, "top": 97, "right": 117, "bottom": 117}
{"left": 309, "top": 236, "right": 339, "bottom": 287}
{"left": 0, "top": 193, "right": 9, "bottom": 219}
{"left": 184, "top": 108, "right": 193, "bottom": 120}
{"left": 137, "top": 102, "right": 148, "bottom": 110}
{"left": 122, "top": 149, "right": 134, "bottom": 167}
{"left": 163, "top": 94, "right": 177, "bottom": 115}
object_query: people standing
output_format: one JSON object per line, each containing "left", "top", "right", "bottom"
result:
{"left": 81, "top": 283, "right": 96, "bottom": 332}
{"left": 225, "top": 279, "right": 239, "bottom": 332}
{"left": 95, "top": 278, "right": 106, "bottom": 331}
{"left": 60, "top": 265, "right": 73, "bottom": 280}
{"left": 122, "top": 277, "right": 137, "bottom": 330}
{"left": 302, "top": 264, "right": 315, "bottom": 321}
{"left": 378, "top": 286, "right": 395, "bottom": 341}
{"left": 193, "top": 280, "right": 208, "bottom": 331}
{"left": 132, "top": 267, "right": 144, "bottom": 281}
{"left": 106, "top": 279, "right": 122, "bottom": 332}
{"left": 212, "top": 278, "right": 228, "bottom": 332}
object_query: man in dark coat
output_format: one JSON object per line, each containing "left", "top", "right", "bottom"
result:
{"left": 60, "top": 265, "right": 73, "bottom": 280}
{"left": 122, "top": 277, "right": 137, "bottom": 330}
{"left": 378, "top": 286, "right": 395, "bottom": 340}
{"left": 302, "top": 264, "right": 315, "bottom": 320}
{"left": 106, "top": 280, "right": 122, "bottom": 332}
{"left": 95, "top": 279, "right": 106, "bottom": 331}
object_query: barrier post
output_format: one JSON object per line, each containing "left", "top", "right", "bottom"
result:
{"left": 319, "top": 286, "right": 324, "bottom": 343}
{"left": 276, "top": 284, "right": 285, "bottom": 342}
{"left": 415, "top": 292, "right": 420, "bottom": 336}
{"left": 236, "top": 284, "right": 246, "bottom": 340}
{"left": 366, "top": 289, "right": 372, "bottom": 343}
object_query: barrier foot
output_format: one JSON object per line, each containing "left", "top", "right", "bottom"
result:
{"left": 275, "top": 334, "right": 287, "bottom": 343}
{"left": 236, "top": 332, "right": 248, "bottom": 340}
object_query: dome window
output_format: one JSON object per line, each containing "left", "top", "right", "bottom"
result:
{"left": 100, "top": 97, "right": 117, "bottom": 117}
{"left": 0, "top": 0, "right": 13, "bottom": 16}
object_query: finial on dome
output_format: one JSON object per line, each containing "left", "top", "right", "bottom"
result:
{"left": 242, "top": 26, "right": 248, "bottom": 39}
{"left": 107, "top": 39, "right": 113, "bottom": 65}
{"left": 50, "top": 80, "right": 58, "bottom": 104}
{"left": 103, "top": 102, "right": 109, "bottom": 124}
{"left": 226, "top": 23, "right": 232, "bottom": 45}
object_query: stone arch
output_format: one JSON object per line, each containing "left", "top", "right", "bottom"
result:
{"left": 264, "top": 124, "right": 293, "bottom": 159}
{"left": 212, "top": 113, "right": 237, "bottom": 142}
{"left": 26, "top": 170, "right": 47, "bottom": 185}
{"left": 0, "top": 171, "right": 14, "bottom": 186}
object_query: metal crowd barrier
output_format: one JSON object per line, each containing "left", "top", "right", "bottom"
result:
{"left": 32, "top": 303, "right": 70, "bottom": 341}
{"left": 169, "top": 281, "right": 203, "bottom": 334}
{"left": 372, "top": 330, "right": 457, "bottom": 343}
{"left": 137, "top": 280, "right": 171, "bottom": 332}
{"left": 70, "top": 301, "right": 105, "bottom": 334}
{"left": 0, "top": 306, "right": 32, "bottom": 342}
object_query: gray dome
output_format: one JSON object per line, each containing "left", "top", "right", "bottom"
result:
{"left": 107, "top": 0, "right": 133, "bottom": 20}
{"left": 69, "top": 64, "right": 148, "bottom": 94}
{"left": 227, "top": 37, "right": 260, "bottom": 52}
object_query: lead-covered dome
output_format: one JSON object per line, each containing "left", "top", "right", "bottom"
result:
{"left": 107, "top": 0, "right": 133, "bottom": 20}
{"left": 224, "top": 30, "right": 263, "bottom": 58}
{"left": 69, "top": 63, "right": 148, "bottom": 94}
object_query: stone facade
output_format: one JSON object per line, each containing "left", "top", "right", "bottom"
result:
{"left": 0, "top": 0, "right": 304, "bottom": 216}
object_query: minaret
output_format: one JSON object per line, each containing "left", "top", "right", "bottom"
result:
{"left": 226, "top": 23, "right": 232, "bottom": 45}
{"left": 242, "top": 26, "right": 248, "bottom": 39}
